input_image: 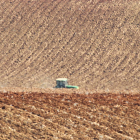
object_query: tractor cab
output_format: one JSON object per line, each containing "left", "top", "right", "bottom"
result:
{"left": 55, "top": 78, "right": 68, "bottom": 88}
{"left": 55, "top": 78, "right": 79, "bottom": 89}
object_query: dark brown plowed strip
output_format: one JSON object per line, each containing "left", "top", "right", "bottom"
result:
{"left": 0, "top": 91, "right": 139, "bottom": 139}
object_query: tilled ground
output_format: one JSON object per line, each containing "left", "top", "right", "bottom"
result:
{"left": 0, "top": 0, "right": 140, "bottom": 91}
{"left": 0, "top": 90, "right": 139, "bottom": 139}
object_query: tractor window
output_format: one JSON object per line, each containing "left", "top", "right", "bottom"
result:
{"left": 56, "top": 81, "right": 59, "bottom": 85}
{"left": 56, "top": 80, "right": 67, "bottom": 88}
{"left": 60, "top": 81, "right": 63, "bottom": 86}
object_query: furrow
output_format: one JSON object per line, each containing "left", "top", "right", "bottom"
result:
{"left": 0, "top": 101, "right": 99, "bottom": 139}
{"left": 0, "top": 0, "right": 38, "bottom": 46}
{"left": 7, "top": 0, "right": 89, "bottom": 84}
{"left": 2, "top": 94, "right": 138, "bottom": 137}
{"left": 0, "top": 0, "right": 59, "bottom": 79}
{"left": 0, "top": 0, "right": 49, "bottom": 61}
{"left": 0, "top": 0, "right": 21, "bottom": 39}
{"left": 0, "top": 107, "right": 73, "bottom": 140}
{"left": 0, "top": 0, "right": 67, "bottom": 81}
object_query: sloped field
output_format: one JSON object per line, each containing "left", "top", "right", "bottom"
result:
{"left": 0, "top": 90, "right": 140, "bottom": 139}
{"left": 0, "top": 0, "right": 140, "bottom": 90}
{"left": 0, "top": 0, "right": 140, "bottom": 139}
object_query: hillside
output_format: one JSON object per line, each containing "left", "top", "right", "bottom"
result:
{"left": 0, "top": 0, "right": 140, "bottom": 139}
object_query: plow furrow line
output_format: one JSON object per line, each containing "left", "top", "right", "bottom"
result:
{"left": 0, "top": 110, "right": 70, "bottom": 140}
{"left": 0, "top": 124, "right": 34, "bottom": 140}
{"left": 10, "top": 102, "right": 116, "bottom": 139}
{"left": 0, "top": 103, "right": 95, "bottom": 139}
{"left": 48, "top": 13, "right": 117, "bottom": 79}
{"left": 0, "top": 0, "right": 50, "bottom": 61}
{"left": 94, "top": 51, "right": 133, "bottom": 87}
{"left": 1, "top": 92, "right": 140, "bottom": 137}
{"left": 4, "top": 94, "right": 139, "bottom": 139}
{"left": 0, "top": 0, "right": 22, "bottom": 41}
{"left": 90, "top": 48, "right": 132, "bottom": 81}
{"left": 84, "top": 54, "right": 128, "bottom": 86}
{"left": 48, "top": 28, "right": 103, "bottom": 78}
{"left": 34, "top": 1, "right": 71, "bottom": 42}
{"left": 44, "top": 97, "right": 140, "bottom": 129}
{"left": 68, "top": 40, "right": 114, "bottom": 82}
{"left": 32, "top": 0, "right": 96, "bottom": 71}
{"left": 47, "top": 9, "right": 103, "bottom": 75}
{"left": 0, "top": 103, "right": 77, "bottom": 137}
{"left": 34, "top": 0, "right": 91, "bottom": 64}
{"left": 112, "top": 52, "right": 138, "bottom": 78}
{"left": 0, "top": 98, "right": 118, "bottom": 139}
{"left": 0, "top": 0, "right": 53, "bottom": 60}
{"left": 124, "top": 61, "right": 140, "bottom": 79}
{"left": 89, "top": 41, "right": 130, "bottom": 76}
{"left": 0, "top": 0, "right": 20, "bottom": 26}
{"left": 0, "top": 0, "right": 49, "bottom": 46}
{"left": 0, "top": 0, "right": 67, "bottom": 81}
{"left": 45, "top": 103, "right": 136, "bottom": 139}
{"left": 10, "top": 1, "right": 91, "bottom": 83}
{"left": 88, "top": 11, "right": 140, "bottom": 82}
{"left": 97, "top": 62, "right": 140, "bottom": 90}
{"left": 0, "top": 7, "right": 59, "bottom": 78}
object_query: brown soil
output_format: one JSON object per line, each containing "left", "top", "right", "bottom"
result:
{"left": 0, "top": 0, "right": 140, "bottom": 139}
{"left": 0, "top": 0, "right": 140, "bottom": 91}
{"left": 0, "top": 91, "right": 140, "bottom": 139}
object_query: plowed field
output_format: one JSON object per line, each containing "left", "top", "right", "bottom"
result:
{"left": 0, "top": 89, "right": 140, "bottom": 139}
{"left": 0, "top": 0, "right": 140, "bottom": 139}
{"left": 0, "top": 0, "right": 140, "bottom": 90}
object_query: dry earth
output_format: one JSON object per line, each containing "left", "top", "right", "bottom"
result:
{"left": 0, "top": 0, "right": 140, "bottom": 139}
{"left": 0, "top": 0, "right": 140, "bottom": 90}
{"left": 0, "top": 89, "right": 140, "bottom": 139}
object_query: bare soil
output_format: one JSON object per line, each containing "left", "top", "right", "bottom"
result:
{"left": 0, "top": 90, "right": 140, "bottom": 139}
{"left": 0, "top": 0, "right": 140, "bottom": 139}
{"left": 0, "top": 0, "right": 140, "bottom": 91}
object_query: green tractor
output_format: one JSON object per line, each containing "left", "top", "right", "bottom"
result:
{"left": 55, "top": 78, "right": 79, "bottom": 89}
